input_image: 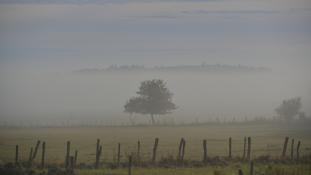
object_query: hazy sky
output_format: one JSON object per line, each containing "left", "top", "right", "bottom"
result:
{"left": 0, "top": 0, "right": 310, "bottom": 124}
{"left": 1, "top": 0, "right": 310, "bottom": 71}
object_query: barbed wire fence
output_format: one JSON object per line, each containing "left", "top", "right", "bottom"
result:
{"left": 2, "top": 136, "right": 310, "bottom": 166}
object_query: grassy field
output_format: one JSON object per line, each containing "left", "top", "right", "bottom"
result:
{"left": 2, "top": 163, "right": 311, "bottom": 175}
{"left": 1, "top": 122, "right": 311, "bottom": 165}
{"left": 75, "top": 164, "right": 311, "bottom": 175}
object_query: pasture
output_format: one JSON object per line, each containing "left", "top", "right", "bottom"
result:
{"left": 1, "top": 122, "right": 311, "bottom": 164}
{"left": 75, "top": 164, "right": 311, "bottom": 175}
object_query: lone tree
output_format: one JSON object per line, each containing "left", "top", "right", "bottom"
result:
{"left": 124, "top": 79, "right": 176, "bottom": 125}
{"left": 275, "top": 97, "right": 302, "bottom": 120}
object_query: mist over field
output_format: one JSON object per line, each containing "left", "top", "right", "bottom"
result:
{"left": 0, "top": 66, "right": 310, "bottom": 125}
{"left": 0, "top": 0, "right": 310, "bottom": 125}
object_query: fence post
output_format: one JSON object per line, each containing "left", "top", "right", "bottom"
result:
{"left": 229, "top": 137, "right": 232, "bottom": 158}
{"left": 128, "top": 155, "right": 132, "bottom": 175}
{"left": 137, "top": 140, "right": 141, "bottom": 162}
{"left": 282, "top": 137, "right": 289, "bottom": 158}
{"left": 181, "top": 139, "right": 186, "bottom": 161}
{"left": 98, "top": 146, "right": 102, "bottom": 167}
{"left": 15, "top": 145, "right": 19, "bottom": 165}
{"left": 290, "top": 139, "right": 294, "bottom": 160}
{"left": 95, "top": 146, "right": 102, "bottom": 169}
{"left": 243, "top": 137, "right": 246, "bottom": 159}
{"left": 247, "top": 137, "right": 251, "bottom": 160}
{"left": 41, "top": 141, "right": 46, "bottom": 168}
{"left": 178, "top": 138, "right": 183, "bottom": 160}
{"left": 296, "top": 141, "right": 301, "bottom": 161}
{"left": 32, "top": 140, "right": 41, "bottom": 161}
{"left": 203, "top": 139, "right": 207, "bottom": 162}
{"left": 117, "top": 143, "right": 121, "bottom": 167}
{"left": 95, "top": 139, "right": 100, "bottom": 169}
{"left": 152, "top": 138, "right": 159, "bottom": 163}
{"left": 74, "top": 150, "right": 78, "bottom": 167}
{"left": 250, "top": 160, "right": 254, "bottom": 175}
{"left": 65, "top": 141, "right": 71, "bottom": 168}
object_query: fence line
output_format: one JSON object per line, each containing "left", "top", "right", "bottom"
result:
{"left": 6, "top": 136, "right": 309, "bottom": 168}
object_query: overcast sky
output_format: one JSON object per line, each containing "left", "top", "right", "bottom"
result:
{"left": 1, "top": 0, "right": 310, "bottom": 71}
{"left": 0, "top": 0, "right": 310, "bottom": 124}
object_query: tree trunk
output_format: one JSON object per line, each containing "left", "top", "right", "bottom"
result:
{"left": 150, "top": 114, "right": 155, "bottom": 125}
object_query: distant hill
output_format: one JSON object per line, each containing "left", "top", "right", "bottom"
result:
{"left": 74, "top": 64, "right": 270, "bottom": 74}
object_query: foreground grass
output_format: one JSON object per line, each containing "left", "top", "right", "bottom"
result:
{"left": 77, "top": 164, "right": 311, "bottom": 175}
{"left": 2, "top": 162, "right": 310, "bottom": 175}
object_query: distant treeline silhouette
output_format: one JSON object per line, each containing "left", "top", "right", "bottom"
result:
{"left": 1, "top": 116, "right": 310, "bottom": 129}
{"left": 75, "top": 64, "right": 270, "bottom": 73}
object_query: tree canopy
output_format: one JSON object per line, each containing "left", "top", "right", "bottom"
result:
{"left": 124, "top": 79, "right": 176, "bottom": 125}
{"left": 275, "top": 97, "right": 302, "bottom": 120}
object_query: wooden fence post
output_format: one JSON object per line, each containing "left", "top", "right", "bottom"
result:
{"left": 15, "top": 145, "right": 19, "bottom": 165}
{"left": 95, "top": 139, "right": 100, "bottom": 169}
{"left": 181, "top": 139, "right": 186, "bottom": 161}
{"left": 296, "top": 141, "right": 301, "bottom": 161}
{"left": 282, "top": 137, "right": 289, "bottom": 158}
{"left": 247, "top": 137, "right": 251, "bottom": 160}
{"left": 41, "top": 141, "right": 45, "bottom": 168}
{"left": 243, "top": 137, "right": 246, "bottom": 159}
{"left": 128, "top": 155, "right": 132, "bottom": 175}
{"left": 203, "top": 139, "right": 207, "bottom": 162}
{"left": 74, "top": 150, "right": 78, "bottom": 167}
{"left": 98, "top": 146, "right": 102, "bottom": 167}
{"left": 95, "top": 146, "right": 102, "bottom": 168}
{"left": 178, "top": 138, "right": 183, "bottom": 160}
{"left": 290, "top": 139, "right": 294, "bottom": 160}
{"left": 65, "top": 141, "right": 71, "bottom": 168}
{"left": 32, "top": 140, "right": 41, "bottom": 161}
{"left": 247, "top": 137, "right": 252, "bottom": 160}
{"left": 250, "top": 160, "right": 254, "bottom": 175}
{"left": 137, "top": 140, "right": 141, "bottom": 162}
{"left": 228, "top": 137, "right": 232, "bottom": 158}
{"left": 117, "top": 143, "right": 121, "bottom": 167}
{"left": 152, "top": 138, "right": 159, "bottom": 163}
{"left": 95, "top": 146, "right": 102, "bottom": 169}
{"left": 96, "top": 139, "right": 100, "bottom": 154}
